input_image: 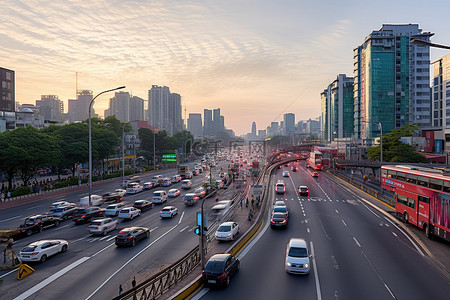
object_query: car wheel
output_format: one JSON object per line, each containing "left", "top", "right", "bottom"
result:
{"left": 63, "top": 215, "right": 68, "bottom": 221}
{"left": 146, "top": 231, "right": 150, "bottom": 238}
{"left": 236, "top": 261, "right": 240, "bottom": 271}
{"left": 61, "top": 245, "right": 67, "bottom": 253}
{"left": 38, "top": 226, "right": 43, "bottom": 233}
{"left": 225, "top": 275, "right": 230, "bottom": 286}
{"left": 130, "top": 214, "right": 134, "bottom": 220}
{"left": 26, "top": 229, "right": 32, "bottom": 236}
{"left": 131, "top": 239, "right": 136, "bottom": 247}
{"left": 116, "top": 211, "right": 119, "bottom": 216}
{"left": 40, "top": 254, "right": 47, "bottom": 263}
{"left": 231, "top": 234, "right": 234, "bottom": 241}
{"left": 102, "top": 229, "right": 107, "bottom": 236}
{"left": 55, "top": 220, "right": 60, "bottom": 227}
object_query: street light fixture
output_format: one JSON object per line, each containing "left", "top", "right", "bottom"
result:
{"left": 410, "top": 38, "right": 450, "bottom": 50}
{"left": 88, "top": 86, "right": 126, "bottom": 205}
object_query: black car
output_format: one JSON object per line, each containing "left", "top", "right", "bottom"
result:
{"left": 133, "top": 200, "right": 153, "bottom": 211}
{"left": 202, "top": 254, "right": 240, "bottom": 287}
{"left": 115, "top": 227, "right": 150, "bottom": 247}
{"left": 19, "top": 214, "right": 61, "bottom": 236}
{"left": 270, "top": 212, "right": 288, "bottom": 229}
{"left": 72, "top": 207, "right": 105, "bottom": 225}
{"left": 102, "top": 193, "right": 123, "bottom": 203}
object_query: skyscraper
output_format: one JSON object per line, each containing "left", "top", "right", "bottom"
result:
{"left": 188, "top": 113, "right": 203, "bottom": 139}
{"left": 68, "top": 90, "right": 94, "bottom": 122}
{"left": 283, "top": 113, "right": 295, "bottom": 135}
{"left": 130, "top": 96, "right": 145, "bottom": 121}
{"left": 251, "top": 122, "right": 257, "bottom": 136}
{"left": 203, "top": 109, "right": 212, "bottom": 136}
{"left": 169, "top": 93, "right": 183, "bottom": 134}
{"left": 36, "top": 95, "right": 64, "bottom": 122}
{"left": 353, "top": 24, "right": 433, "bottom": 139}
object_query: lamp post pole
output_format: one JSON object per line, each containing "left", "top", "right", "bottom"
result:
{"left": 88, "top": 86, "right": 125, "bottom": 205}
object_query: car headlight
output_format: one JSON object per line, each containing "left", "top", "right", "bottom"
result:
{"left": 304, "top": 263, "right": 309, "bottom": 268}
{"left": 286, "top": 262, "right": 292, "bottom": 267}
{"left": 227, "top": 233, "right": 232, "bottom": 237}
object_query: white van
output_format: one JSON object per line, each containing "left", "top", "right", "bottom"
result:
{"left": 79, "top": 195, "right": 103, "bottom": 207}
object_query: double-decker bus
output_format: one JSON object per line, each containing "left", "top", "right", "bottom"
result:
{"left": 381, "top": 165, "right": 450, "bottom": 241}
{"left": 307, "top": 151, "right": 323, "bottom": 170}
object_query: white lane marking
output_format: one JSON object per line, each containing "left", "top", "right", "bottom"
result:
{"left": 0, "top": 268, "right": 17, "bottom": 278}
{"left": 331, "top": 256, "right": 339, "bottom": 270}
{"left": 72, "top": 235, "right": 90, "bottom": 243}
{"left": 342, "top": 220, "right": 347, "bottom": 227}
{"left": 92, "top": 243, "right": 115, "bottom": 258}
{"left": 26, "top": 204, "right": 44, "bottom": 210}
{"left": 305, "top": 220, "right": 308, "bottom": 224}
{"left": 150, "top": 227, "right": 158, "bottom": 232}
{"left": 336, "top": 200, "right": 339, "bottom": 202}
{"left": 191, "top": 287, "right": 210, "bottom": 300}
{"left": 99, "top": 235, "right": 111, "bottom": 241}
{"left": 13, "top": 257, "right": 90, "bottom": 300}
{"left": 384, "top": 217, "right": 424, "bottom": 256}
{"left": 86, "top": 224, "right": 179, "bottom": 299}
{"left": 178, "top": 211, "right": 185, "bottom": 224}
{"left": 180, "top": 225, "right": 189, "bottom": 232}
{"left": 353, "top": 237, "right": 361, "bottom": 248}
{"left": 307, "top": 228, "right": 310, "bottom": 233}
{"left": 335, "top": 210, "right": 339, "bottom": 214}
{"left": 106, "top": 235, "right": 116, "bottom": 241}
{"left": 0, "top": 215, "right": 22, "bottom": 223}
{"left": 188, "top": 226, "right": 195, "bottom": 232}
{"left": 384, "top": 283, "right": 396, "bottom": 298}
{"left": 54, "top": 224, "right": 70, "bottom": 231}
{"left": 89, "top": 238, "right": 100, "bottom": 243}
{"left": 392, "top": 232, "right": 398, "bottom": 237}
{"left": 310, "top": 241, "right": 322, "bottom": 300}
{"left": 360, "top": 201, "right": 380, "bottom": 219}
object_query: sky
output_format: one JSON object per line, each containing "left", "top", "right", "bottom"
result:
{"left": 1, "top": 0, "right": 450, "bottom": 136}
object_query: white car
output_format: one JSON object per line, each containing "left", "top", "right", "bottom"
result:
{"left": 285, "top": 238, "right": 311, "bottom": 274}
{"left": 49, "top": 201, "right": 72, "bottom": 209}
{"left": 215, "top": 221, "right": 239, "bottom": 241}
{"left": 160, "top": 206, "right": 178, "bottom": 218}
{"left": 152, "top": 190, "right": 168, "bottom": 204}
{"left": 126, "top": 182, "right": 143, "bottom": 194}
{"left": 114, "top": 189, "right": 127, "bottom": 197}
{"left": 88, "top": 218, "right": 118, "bottom": 235}
{"left": 181, "top": 180, "right": 192, "bottom": 189}
{"left": 105, "top": 203, "right": 126, "bottom": 216}
{"left": 118, "top": 207, "right": 141, "bottom": 220}
{"left": 18, "top": 239, "right": 68, "bottom": 263}
{"left": 168, "top": 189, "right": 180, "bottom": 198}
{"left": 283, "top": 171, "right": 290, "bottom": 177}
{"left": 143, "top": 182, "right": 153, "bottom": 190}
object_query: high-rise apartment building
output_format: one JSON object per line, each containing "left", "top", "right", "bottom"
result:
{"left": 148, "top": 85, "right": 182, "bottom": 135}
{"left": 0, "top": 67, "right": 15, "bottom": 131}
{"left": 353, "top": 24, "right": 433, "bottom": 139}
{"left": 68, "top": 90, "right": 94, "bottom": 122}
{"left": 321, "top": 74, "right": 354, "bottom": 142}
{"left": 432, "top": 54, "right": 450, "bottom": 146}
{"left": 203, "top": 109, "right": 213, "bottom": 136}
{"left": 36, "top": 95, "right": 64, "bottom": 122}
{"left": 188, "top": 113, "right": 203, "bottom": 139}
{"left": 283, "top": 113, "right": 295, "bottom": 135}
{"left": 130, "top": 96, "right": 145, "bottom": 121}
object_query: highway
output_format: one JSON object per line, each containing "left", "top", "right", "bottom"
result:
{"left": 198, "top": 161, "right": 450, "bottom": 300}
{"left": 0, "top": 160, "right": 242, "bottom": 300}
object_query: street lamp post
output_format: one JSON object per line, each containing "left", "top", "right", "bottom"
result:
{"left": 88, "top": 86, "right": 125, "bottom": 205}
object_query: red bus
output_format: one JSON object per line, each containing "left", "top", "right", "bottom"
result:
{"left": 307, "top": 151, "right": 323, "bottom": 170}
{"left": 381, "top": 165, "right": 450, "bottom": 242}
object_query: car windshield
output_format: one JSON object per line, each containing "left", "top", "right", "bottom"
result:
{"left": 274, "top": 207, "right": 286, "bottom": 212}
{"left": 272, "top": 213, "right": 285, "bottom": 219}
{"left": 205, "top": 261, "right": 224, "bottom": 273}
{"left": 300, "top": 188, "right": 308, "bottom": 191}
{"left": 106, "top": 205, "right": 116, "bottom": 209}
{"left": 54, "top": 208, "right": 64, "bottom": 212}
{"left": 117, "top": 230, "right": 131, "bottom": 236}
{"left": 217, "top": 225, "right": 231, "bottom": 232}
{"left": 24, "top": 218, "right": 37, "bottom": 225}
{"left": 288, "top": 247, "right": 308, "bottom": 258}
{"left": 153, "top": 193, "right": 162, "bottom": 196}
{"left": 162, "top": 209, "right": 170, "bottom": 212}
{"left": 91, "top": 221, "right": 102, "bottom": 226}
{"left": 22, "top": 246, "right": 37, "bottom": 252}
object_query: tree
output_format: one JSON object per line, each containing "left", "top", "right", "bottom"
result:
{"left": 367, "top": 124, "right": 427, "bottom": 163}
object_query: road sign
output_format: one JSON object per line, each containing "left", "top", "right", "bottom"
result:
{"left": 17, "top": 264, "right": 35, "bottom": 280}
{"left": 253, "top": 185, "right": 263, "bottom": 195}
{"left": 162, "top": 153, "right": 177, "bottom": 162}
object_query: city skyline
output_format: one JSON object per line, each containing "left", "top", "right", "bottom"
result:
{"left": 2, "top": 1, "right": 450, "bottom": 135}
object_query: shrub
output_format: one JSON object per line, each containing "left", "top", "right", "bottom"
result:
{"left": 11, "top": 186, "right": 32, "bottom": 197}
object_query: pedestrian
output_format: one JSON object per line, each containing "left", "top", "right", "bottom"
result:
{"left": 6, "top": 191, "right": 11, "bottom": 199}
{"left": 132, "top": 276, "right": 136, "bottom": 288}
{"left": 251, "top": 198, "right": 255, "bottom": 209}
{"left": 119, "top": 284, "right": 123, "bottom": 295}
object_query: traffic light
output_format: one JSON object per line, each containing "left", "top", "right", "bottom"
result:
{"left": 194, "top": 226, "right": 200, "bottom": 235}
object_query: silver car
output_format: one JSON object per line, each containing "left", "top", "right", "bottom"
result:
{"left": 18, "top": 239, "right": 68, "bottom": 263}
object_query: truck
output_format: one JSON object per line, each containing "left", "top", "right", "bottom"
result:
{"left": 178, "top": 165, "right": 189, "bottom": 179}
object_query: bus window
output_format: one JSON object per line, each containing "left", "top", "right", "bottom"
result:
{"left": 406, "top": 174, "right": 417, "bottom": 184}
{"left": 388, "top": 170, "right": 396, "bottom": 179}
{"left": 444, "top": 181, "right": 450, "bottom": 193}
{"left": 408, "top": 198, "right": 416, "bottom": 209}
{"left": 396, "top": 172, "right": 406, "bottom": 182}
{"left": 397, "top": 194, "right": 408, "bottom": 206}
{"left": 381, "top": 169, "right": 387, "bottom": 177}
{"left": 417, "top": 176, "right": 429, "bottom": 187}
{"left": 418, "top": 195, "right": 430, "bottom": 204}
{"left": 429, "top": 178, "right": 443, "bottom": 191}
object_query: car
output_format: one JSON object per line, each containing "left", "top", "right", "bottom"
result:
{"left": 183, "top": 193, "right": 199, "bottom": 206}
{"left": 152, "top": 190, "right": 168, "bottom": 204}
{"left": 283, "top": 171, "right": 290, "bottom": 177}
{"left": 79, "top": 195, "right": 103, "bottom": 207}
{"left": 215, "top": 222, "right": 239, "bottom": 241}
{"left": 285, "top": 238, "right": 311, "bottom": 274}
{"left": 192, "top": 169, "right": 199, "bottom": 176}
{"left": 161, "top": 178, "right": 172, "bottom": 187}
{"left": 215, "top": 180, "right": 225, "bottom": 189}
{"left": 88, "top": 218, "right": 118, "bottom": 235}
{"left": 143, "top": 182, "right": 153, "bottom": 190}
{"left": 298, "top": 186, "right": 309, "bottom": 197}
{"left": 273, "top": 205, "right": 289, "bottom": 217}
{"left": 291, "top": 166, "right": 297, "bottom": 172}
{"left": 270, "top": 212, "right": 288, "bottom": 228}
{"left": 118, "top": 207, "right": 141, "bottom": 220}
{"left": 168, "top": 189, "right": 181, "bottom": 198}
{"left": 105, "top": 203, "right": 126, "bottom": 216}
{"left": 275, "top": 181, "right": 286, "bottom": 194}
{"left": 49, "top": 204, "right": 77, "bottom": 220}
{"left": 202, "top": 254, "right": 240, "bottom": 287}
{"left": 211, "top": 200, "right": 234, "bottom": 218}
{"left": 184, "top": 171, "right": 193, "bottom": 179}
{"left": 72, "top": 207, "right": 106, "bottom": 225}
{"left": 102, "top": 192, "right": 123, "bottom": 203}
{"left": 133, "top": 200, "right": 153, "bottom": 211}
{"left": 181, "top": 180, "right": 192, "bottom": 189}
{"left": 312, "top": 172, "right": 319, "bottom": 177}
{"left": 115, "top": 227, "right": 150, "bottom": 247}
{"left": 160, "top": 206, "right": 178, "bottom": 218}
{"left": 151, "top": 175, "right": 164, "bottom": 187}
{"left": 49, "top": 201, "right": 72, "bottom": 209}
{"left": 274, "top": 201, "right": 286, "bottom": 207}
{"left": 114, "top": 189, "right": 127, "bottom": 197}
{"left": 19, "top": 214, "right": 61, "bottom": 236}
{"left": 18, "top": 239, "right": 68, "bottom": 263}
{"left": 194, "top": 187, "right": 206, "bottom": 199}
{"left": 171, "top": 175, "right": 182, "bottom": 183}
{"left": 126, "top": 182, "right": 144, "bottom": 194}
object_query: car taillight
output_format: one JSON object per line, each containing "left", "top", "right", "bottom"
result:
{"left": 81, "top": 216, "right": 85, "bottom": 218}
{"left": 202, "top": 271, "right": 205, "bottom": 276}
{"left": 218, "top": 271, "right": 229, "bottom": 279}
{"left": 34, "top": 222, "right": 39, "bottom": 225}
{"left": 31, "top": 252, "right": 39, "bottom": 255}
{"left": 280, "top": 219, "right": 287, "bottom": 224}
{"left": 270, "top": 219, "right": 275, "bottom": 224}
{"left": 127, "top": 236, "right": 133, "bottom": 240}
